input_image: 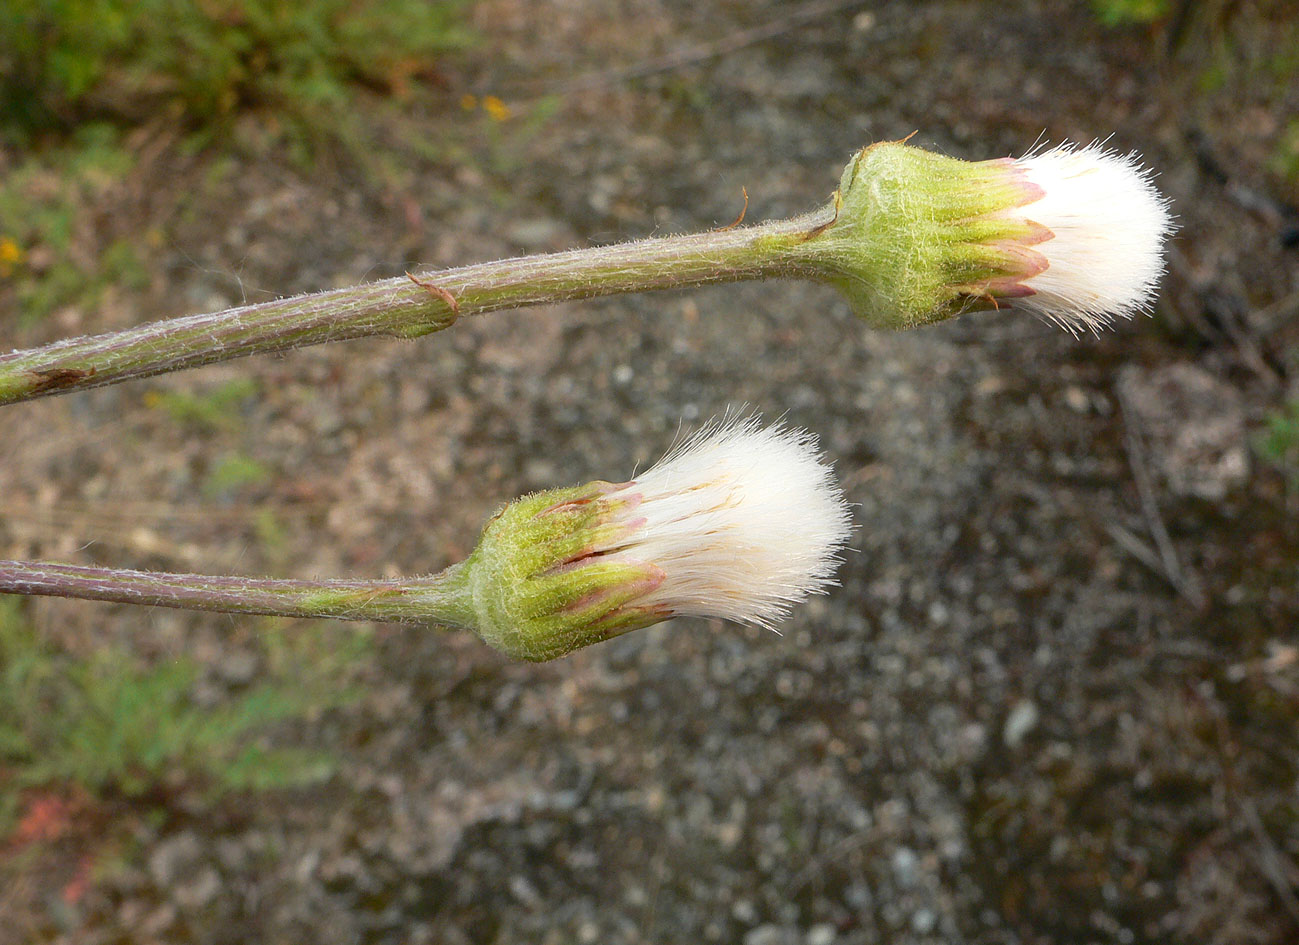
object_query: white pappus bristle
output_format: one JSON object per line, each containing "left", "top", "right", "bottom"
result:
{"left": 1013, "top": 143, "right": 1174, "bottom": 332}
{"left": 606, "top": 417, "right": 852, "bottom": 630}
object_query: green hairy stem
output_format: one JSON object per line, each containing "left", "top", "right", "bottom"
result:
{"left": 0, "top": 559, "right": 477, "bottom": 629}
{"left": 0, "top": 213, "right": 829, "bottom": 405}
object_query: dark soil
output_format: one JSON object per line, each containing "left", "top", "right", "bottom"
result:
{"left": 2, "top": 1, "right": 1297, "bottom": 943}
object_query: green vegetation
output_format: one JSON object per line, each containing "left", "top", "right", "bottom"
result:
{"left": 145, "top": 378, "right": 261, "bottom": 431}
{"left": 0, "top": 3, "right": 478, "bottom": 329}
{"left": 479, "top": 94, "right": 562, "bottom": 177}
{"left": 0, "top": 124, "right": 148, "bottom": 326}
{"left": 203, "top": 452, "right": 273, "bottom": 498}
{"left": 0, "top": 0, "right": 474, "bottom": 141}
{"left": 1270, "top": 119, "right": 1299, "bottom": 181}
{"left": 1178, "top": 3, "right": 1299, "bottom": 107}
{"left": 0, "top": 597, "right": 369, "bottom": 832}
{"left": 1089, "top": 0, "right": 1170, "bottom": 27}
{"left": 1256, "top": 397, "right": 1299, "bottom": 493}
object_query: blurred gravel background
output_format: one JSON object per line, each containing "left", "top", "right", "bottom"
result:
{"left": 2, "top": 1, "right": 1297, "bottom": 943}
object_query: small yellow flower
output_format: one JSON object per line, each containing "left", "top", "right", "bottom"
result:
{"left": 0, "top": 237, "right": 23, "bottom": 278}
{"left": 482, "top": 95, "right": 512, "bottom": 122}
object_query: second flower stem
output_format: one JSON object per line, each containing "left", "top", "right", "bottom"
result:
{"left": 0, "top": 558, "right": 477, "bottom": 628}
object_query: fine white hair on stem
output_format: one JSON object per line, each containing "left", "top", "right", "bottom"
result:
{"left": 607, "top": 416, "right": 853, "bottom": 630}
{"left": 1013, "top": 142, "right": 1174, "bottom": 333}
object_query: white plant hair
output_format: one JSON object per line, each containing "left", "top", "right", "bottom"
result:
{"left": 605, "top": 416, "right": 852, "bottom": 630}
{"left": 1013, "top": 142, "right": 1174, "bottom": 333}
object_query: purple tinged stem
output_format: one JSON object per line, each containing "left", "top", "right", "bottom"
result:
{"left": 0, "top": 213, "right": 828, "bottom": 406}
{"left": 0, "top": 559, "right": 475, "bottom": 627}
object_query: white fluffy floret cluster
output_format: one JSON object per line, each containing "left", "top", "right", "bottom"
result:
{"left": 1013, "top": 143, "right": 1173, "bottom": 332}
{"left": 607, "top": 417, "right": 852, "bottom": 630}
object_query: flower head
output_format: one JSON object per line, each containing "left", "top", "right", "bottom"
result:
{"left": 463, "top": 417, "right": 852, "bottom": 661}
{"left": 808, "top": 139, "right": 1172, "bottom": 331}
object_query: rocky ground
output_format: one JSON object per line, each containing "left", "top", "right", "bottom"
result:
{"left": 1, "top": 1, "right": 1297, "bottom": 943}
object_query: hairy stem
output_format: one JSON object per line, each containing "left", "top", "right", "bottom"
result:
{"left": 0, "top": 559, "right": 477, "bottom": 628}
{"left": 0, "top": 210, "right": 831, "bottom": 406}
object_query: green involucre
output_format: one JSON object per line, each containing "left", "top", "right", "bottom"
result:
{"left": 461, "top": 482, "right": 664, "bottom": 662}
{"left": 803, "top": 141, "right": 1047, "bottom": 329}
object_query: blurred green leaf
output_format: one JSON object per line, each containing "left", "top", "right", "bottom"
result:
{"left": 1090, "top": 0, "right": 1170, "bottom": 27}
{"left": 0, "top": 598, "right": 368, "bottom": 814}
{"left": 1, "top": 0, "right": 475, "bottom": 140}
